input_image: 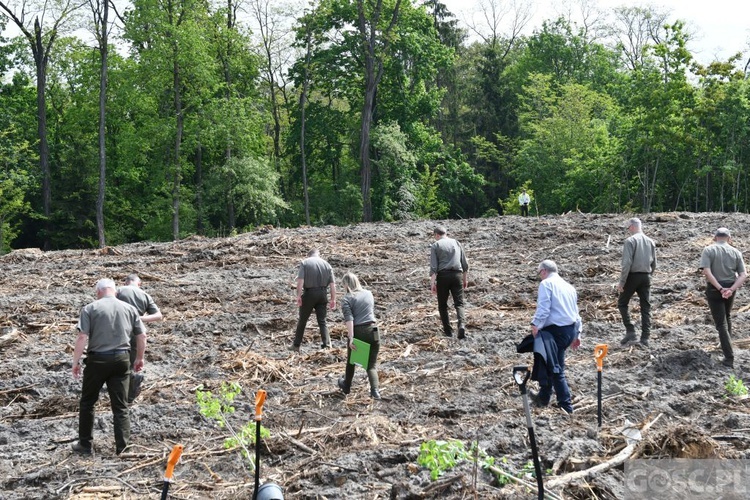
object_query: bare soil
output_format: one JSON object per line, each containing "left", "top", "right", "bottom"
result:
{"left": 1, "top": 212, "right": 749, "bottom": 500}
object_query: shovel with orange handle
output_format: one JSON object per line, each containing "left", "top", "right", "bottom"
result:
{"left": 594, "top": 344, "right": 608, "bottom": 428}
{"left": 160, "top": 443, "right": 184, "bottom": 500}
{"left": 513, "top": 365, "right": 544, "bottom": 500}
{"left": 252, "top": 389, "right": 267, "bottom": 500}
{"left": 251, "top": 389, "right": 284, "bottom": 500}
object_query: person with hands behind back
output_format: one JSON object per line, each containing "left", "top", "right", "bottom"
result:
{"left": 699, "top": 227, "right": 747, "bottom": 368}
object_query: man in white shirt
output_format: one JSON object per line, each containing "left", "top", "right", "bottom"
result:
{"left": 518, "top": 189, "right": 531, "bottom": 216}
{"left": 530, "top": 260, "right": 581, "bottom": 414}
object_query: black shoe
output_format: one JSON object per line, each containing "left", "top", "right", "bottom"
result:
{"left": 290, "top": 344, "right": 300, "bottom": 353}
{"left": 337, "top": 377, "right": 350, "bottom": 395}
{"left": 370, "top": 389, "right": 381, "bottom": 400}
{"left": 457, "top": 328, "right": 466, "bottom": 339}
{"left": 639, "top": 338, "right": 649, "bottom": 347}
{"left": 321, "top": 343, "right": 331, "bottom": 349}
{"left": 444, "top": 330, "right": 453, "bottom": 337}
{"left": 620, "top": 333, "right": 637, "bottom": 345}
{"left": 558, "top": 405, "right": 574, "bottom": 415}
{"left": 71, "top": 442, "right": 92, "bottom": 455}
{"left": 116, "top": 445, "right": 128, "bottom": 455}
{"left": 723, "top": 358, "right": 734, "bottom": 368}
{"left": 128, "top": 373, "right": 143, "bottom": 404}
{"left": 529, "top": 390, "right": 549, "bottom": 408}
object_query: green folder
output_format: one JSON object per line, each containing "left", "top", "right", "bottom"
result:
{"left": 349, "top": 339, "right": 371, "bottom": 370}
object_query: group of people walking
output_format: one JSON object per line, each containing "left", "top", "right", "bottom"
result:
{"left": 293, "top": 218, "right": 747, "bottom": 415}
{"left": 69, "top": 217, "right": 746, "bottom": 454}
{"left": 292, "top": 226, "right": 470, "bottom": 401}
{"left": 617, "top": 218, "right": 745, "bottom": 368}
{"left": 70, "top": 274, "right": 162, "bottom": 455}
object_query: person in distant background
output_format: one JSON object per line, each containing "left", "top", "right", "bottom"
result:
{"left": 292, "top": 249, "right": 336, "bottom": 351}
{"left": 117, "top": 274, "right": 162, "bottom": 403}
{"left": 617, "top": 218, "right": 657, "bottom": 347}
{"left": 72, "top": 279, "right": 146, "bottom": 455}
{"left": 429, "top": 226, "right": 469, "bottom": 339}
{"left": 518, "top": 189, "right": 531, "bottom": 217}
{"left": 699, "top": 227, "right": 747, "bottom": 368}
{"left": 337, "top": 272, "right": 381, "bottom": 400}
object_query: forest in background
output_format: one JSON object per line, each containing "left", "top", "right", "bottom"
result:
{"left": 1, "top": 0, "right": 749, "bottom": 252}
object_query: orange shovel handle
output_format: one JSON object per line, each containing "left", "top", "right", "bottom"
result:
{"left": 594, "top": 344, "right": 608, "bottom": 372}
{"left": 164, "top": 444, "right": 184, "bottom": 481}
{"left": 255, "top": 389, "right": 267, "bottom": 422}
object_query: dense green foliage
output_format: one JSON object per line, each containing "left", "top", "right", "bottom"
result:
{"left": 1, "top": 1, "right": 749, "bottom": 251}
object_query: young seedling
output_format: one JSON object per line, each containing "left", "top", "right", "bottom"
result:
{"left": 725, "top": 375, "right": 748, "bottom": 397}
{"left": 196, "top": 382, "right": 270, "bottom": 470}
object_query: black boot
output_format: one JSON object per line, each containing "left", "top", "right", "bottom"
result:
{"left": 337, "top": 377, "right": 350, "bottom": 395}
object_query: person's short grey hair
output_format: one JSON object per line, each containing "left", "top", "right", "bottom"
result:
{"left": 341, "top": 272, "right": 363, "bottom": 294}
{"left": 124, "top": 274, "right": 141, "bottom": 285}
{"left": 538, "top": 260, "right": 558, "bottom": 273}
{"left": 307, "top": 248, "right": 320, "bottom": 257}
{"left": 95, "top": 278, "right": 116, "bottom": 291}
{"left": 715, "top": 227, "right": 731, "bottom": 238}
{"left": 628, "top": 217, "right": 642, "bottom": 229}
{"left": 433, "top": 225, "right": 447, "bottom": 236}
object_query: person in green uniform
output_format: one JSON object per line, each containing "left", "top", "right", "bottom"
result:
{"left": 429, "top": 226, "right": 469, "bottom": 338}
{"left": 699, "top": 227, "right": 747, "bottom": 368}
{"left": 337, "top": 272, "right": 381, "bottom": 399}
{"left": 618, "top": 218, "right": 657, "bottom": 347}
{"left": 117, "top": 274, "right": 162, "bottom": 403}
{"left": 292, "top": 249, "right": 337, "bottom": 351}
{"left": 71, "top": 278, "right": 146, "bottom": 455}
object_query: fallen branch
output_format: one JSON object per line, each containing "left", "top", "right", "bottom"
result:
{"left": 422, "top": 474, "right": 464, "bottom": 496}
{"left": 486, "top": 465, "right": 562, "bottom": 500}
{"left": 0, "top": 384, "right": 36, "bottom": 396}
{"left": 546, "top": 413, "right": 663, "bottom": 489}
{"left": 279, "top": 432, "right": 316, "bottom": 454}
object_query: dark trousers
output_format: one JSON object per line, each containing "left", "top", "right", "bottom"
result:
{"left": 79, "top": 352, "right": 131, "bottom": 452}
{"left": 520, "top": 204, "right": 529, "bottom": 216}
{"left": 436, "top": 271, "right": 465, "bottom": 335}
{"left": 537, "top": 324, "right": 575, "bottom": 412}
{"left": 129, "top": 336, "right": 141, "bottom": 395}
{"left": 618, "top": 272, "right": 652, "bottom": 340}
{"left": 342, "top": 324, "right": 380, "bottom": 391}
{"left": 294, "top": 288, "right": 330, "bottom": 347}
{"left": 706, "top": 282, "right": 736, "bottom": 362}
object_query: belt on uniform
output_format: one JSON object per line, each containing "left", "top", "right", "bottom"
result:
{"left": 89, "top": 349, "right": 129, "bottom": 356}
{"left": 437, "top": 269, "right": 462, "bottom": 275}
{"left": 305, "top": 286, "right": 328, "bottom": 290}
{"left": 355, "top": 322, "right": 376, "bottom": 327}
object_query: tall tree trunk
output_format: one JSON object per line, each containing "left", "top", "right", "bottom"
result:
{"left": 0, "top": 2, "right": 79, "bottom": 250}
{"left": 172, "top": 58, "right": 184, "bottom": 241}
{"left": 195, "top": 139, "right": 204, "bottom": 235}
{"left": 356, "top": 0, "right": 401, "bottom": 222}
{"left": 228, "top": 195, "right": 235, "bottom": 231}
{"left": 34, "top": 26, "right": 51, "bottom": 249}
{"left": 300, "top": 30, "right": 312, "bottom": 226}
{"left": 96, "top": 0, "right": 109, "bottom": 248}
{"left": 359, "top": 81, "right": 376, "bottom": 222}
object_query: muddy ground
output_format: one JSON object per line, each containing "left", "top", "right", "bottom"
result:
{"left": 1, "top": 212, "right": 749, "bottom": 500}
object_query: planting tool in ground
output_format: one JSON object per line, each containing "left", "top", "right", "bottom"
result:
{"left": 252, "top": 389, "right": 284, "bottom": 500}
{"left": 160, "top": 443, "right": 184, "bottom": 500}
{"left": 594, "top": 344, "right": 608, "bottom": 428}
{"left": 513, "top": 365, "right": 544, "bottom": 500}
